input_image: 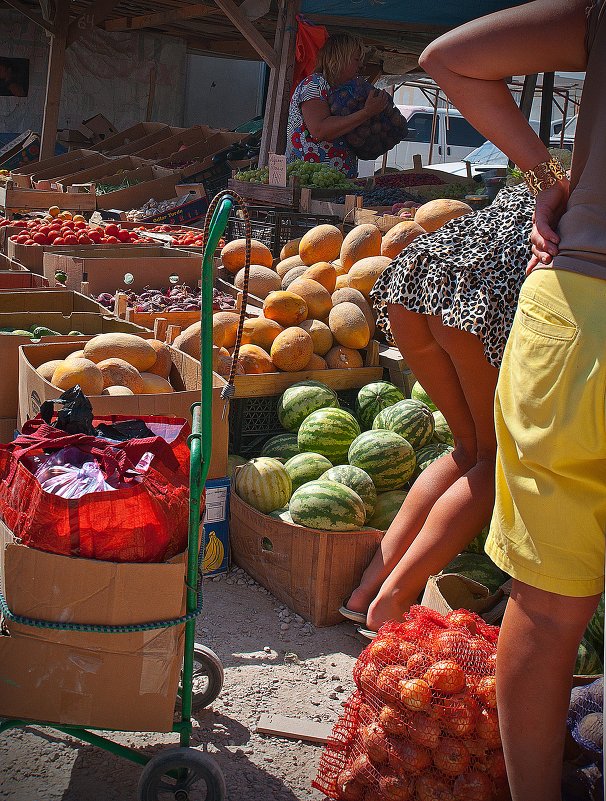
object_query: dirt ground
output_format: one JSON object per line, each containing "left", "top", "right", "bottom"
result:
{"left": 0, "top": 566, "right": 367, "bottom": 801}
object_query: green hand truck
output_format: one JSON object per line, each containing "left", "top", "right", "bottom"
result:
{"left": 0, "top": 192, "right": 248, "bottom": 800}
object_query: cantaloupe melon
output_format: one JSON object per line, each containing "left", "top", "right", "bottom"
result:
{"left": 102, "top": 386, "right": 135, "bottom": 396}
{"left": 325, "top": 345, "right": 363, "bottom": 369}
{"left": 236, "top": 344, "right": 275, "bottom": 374}
{"left": 65, "top": 349, "right": 86, "bottom": 362}
{"left": 299, "top": 319, "right": 333, "bottom": 356}
{"left": 270, "top": 327, "right": 314, "bottom": 372}
{"left": 276, "top": 254, "right": 305, "bottom": 278}
{"left": 302, "top": 261, "right": 337, "bottom": 293}
{"left": 212, "top": 311, "right": 240, "bottom": 349}
{"left": 215, "top": 350, "right": 245, "bottom": 379}
{"left": 281, "top": 264, "right": 309, "bottom": 289}
{"left": 286, "top": 278, "right": 332, "bottom": 320}
{"left": 51, "top": 358, "right": 104, "bottom": 395}
{"left": 146, "top": 340, "right": 172, "bottom": 379}
{"left": 299, "top": 225, "right": 343, "bottom": 266}
{"left": 346, "top": 256, "right": 392, "bottom": 299}
{"left": 340, "top": 224, "right": 383, "bottom": 272}
{"left": 234, "top": 265, "right": 281, "bottom": 299}
{"left": 96, "top": 358, "right": 144, "bottom": 393}
{"left": 414, "top": 199, "right": 473, "bottom": 233}
{"left": 331, "top": 287, "right": 376, "bottom": 339}
{"left": 328, "top": 302, "right": 371, "bottom": 349}
{"left": 381, "top": 221, "right": 426, "bottom": 259}
{"left": 263, "top": 291, "right": 308, "bottom": 326}
{"left": 304, "top": 353, "right": 327, "bottom": 370}
{"left": 220, "top": 238, "right": 273, "bottom": 274}
{"left": 139, "top": 373, "right": 174, "bottom": 393}
{"left": 335, "top": 274, "right": 350, "bottom": 290}
{"left": 36, "top": 359, "right": 65, "bottom": 382}
{"left": 241, "top": 317, "right": 283, "bottom": 351}
{"left": 83, "top": 333, "right": 157, "bottom": 371}
{"left": 279, "top": 238, "right": 302, "bottom": 261}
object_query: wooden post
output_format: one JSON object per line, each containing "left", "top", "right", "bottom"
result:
{"left": 40, "top": 0, "right": 69, "bottom": 161}
{"left": 153, "top": 317, "right": 169, "bottom": 342}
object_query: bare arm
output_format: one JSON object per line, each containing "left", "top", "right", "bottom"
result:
{"left": 301, "top": 90, "right": 388, "bottom": 141}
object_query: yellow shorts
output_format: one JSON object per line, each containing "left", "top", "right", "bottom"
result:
{"left": 486, "top": 268, "right": 606, "bottom": 597}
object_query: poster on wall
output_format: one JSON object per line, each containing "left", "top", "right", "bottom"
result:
{"left": 0, "top": 58, "right": 29, "bottom": 97}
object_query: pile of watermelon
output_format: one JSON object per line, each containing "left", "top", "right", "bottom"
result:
{"left": 231, "top": 379, "right": 456, "bottom": 533}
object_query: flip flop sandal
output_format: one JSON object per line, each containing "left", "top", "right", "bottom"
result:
{"left": 338, "top": 603, "right": 367, "bottom": 626}
{"left": 356, "top": 627, "right": 378, "bottom": 640}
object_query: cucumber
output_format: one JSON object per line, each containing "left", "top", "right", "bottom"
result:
{"left": 11, "top": 329, "right": 34, "bottom": 337}
{"left": 32, "top": 327, "right": 60, "bottom": 338}
{"left": 67, "top": 331, "right": 83, "bottom": 336}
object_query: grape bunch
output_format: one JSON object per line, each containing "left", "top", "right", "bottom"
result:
{"left": 235, "top": 161, "right": 355, "bottom": 191}
{"left": 235, "top": 167, "right": 270, "bottom": 184}
{"left": 374, "top": 173, "right": 445, "bottom": 188}
{"left": 333, "top": 187, "right": 422, "bottom": 206}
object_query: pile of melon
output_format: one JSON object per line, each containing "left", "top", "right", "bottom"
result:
{"left": 35, "top": 333, "right": 175, "bottom": 396}
{"left": 231, "top": 379, "right": 456, "bottom": 532}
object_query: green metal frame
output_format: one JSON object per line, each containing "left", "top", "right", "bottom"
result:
{"left": 0, "top": 195, "right": 236, "bottom": 768}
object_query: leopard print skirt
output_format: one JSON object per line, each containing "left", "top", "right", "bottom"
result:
{"left": 371, "top": 184, "right": 534, "bottom": 368}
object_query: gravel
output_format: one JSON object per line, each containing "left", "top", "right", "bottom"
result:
{"left": 0, "top": 567, "right": 365, "bottom": 801}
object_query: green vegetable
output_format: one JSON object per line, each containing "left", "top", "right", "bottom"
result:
{"left": 11, "top": 329, "right": 34, "bottom": 337}
{"left": 32, "top": 327, "right": 60, "bottom": 338}
{"left": 575, "top": 637, "right": 603, "bottom": 676}
{"left": 68, "top": 331, "right": 83, "bottom": 336}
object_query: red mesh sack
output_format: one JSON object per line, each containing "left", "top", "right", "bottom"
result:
{"left": 314, "top": 606, "right": 509, "bottom": 801}
{"left": 0, "top": 416, "right": 194, "bottom": 563}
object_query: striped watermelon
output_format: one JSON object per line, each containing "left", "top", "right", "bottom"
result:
{"left": 411, "top": 381, "right": 437, "bottom": 412}
{"left": 320, "top": 465, "right": 377, "bottom": 519}
{"left": 234, "top": 457, "right": 292, "bottom": 513}
{"left": 414, "top": 443, "right": 454, "bottom": 475}
{"left": 367, "top": 490, "right": 408, "bottom": 530}
{"left": 289, "top": 480, "right": 366, "bottom": 531}
{"left": 432, "top": 410, "right": 454, "bottom": 446}
{"left": 260, "top": 432, "right": 300, "bottom": 461}
{"left": 373, "top": 398, "right": 434, "bottom": 450}
{"left": 348, "top": 430, "right": 416, "bottom": 491}
{"left": 355, "top": 381, "right": 405, "bottom": 430}
{"left": 277, "top": 381, "right": 339, "bottom": 432}
{"left": 284, "top": 452, "right": 333, "bottom": 493}
{"left": 298, "top": 407, "right": 361, "bottom": 464}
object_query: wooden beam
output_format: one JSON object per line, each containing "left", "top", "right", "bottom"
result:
{"left": 40, "top": 0, "right": 69, "bottom": 160}
{"left": 67, "top": 0, "right": 124, "bottom": 46}
{"left": 104, "top": 2, "right": 217, "bottom": 32}
{"left": 3, "top": 0, "right": 54, "bottom": 33}
{"left": 213, "top": 0, "right": 278, "bottom": 68}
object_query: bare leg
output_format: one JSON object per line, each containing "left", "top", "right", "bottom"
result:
{"left": 347, "top": 306, "right": 482, "bottom": 614}
{"left": 365, "top": 316, "right": 498, "bottom": 629}
{"left": 498, "top": 582, "right": 600, "bottom": 801}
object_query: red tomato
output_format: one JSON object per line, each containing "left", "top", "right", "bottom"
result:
{"left": 74, "top": 220, "right": 87, "bottom": 229}
{"left": 61, "top": 220, "right": 75, "bottom": 229}
{"left": 32, "top": 233, "right": 48, "bottom": 245}
{"left": 117, "top": 229, "right": 131, "bottom": 242}
{"left": 46, "top": 234, "right": 59, "bottom": 244}
{"left": 78, "top": 235, "right": 92, "bottom": 245}
{"left": 105, "top": 223, "right": 119, "bottom": 237}
{"left": 63, "top": 234, "right": 78, "bottom": 245}
{"left": 38, "top": 226, "right": 51, "bottom": 236}
{"left": 453, "top": 771, "right": 493, "bottom": 801}
{"left": 88, "top": 230, "right": 102, "bottom": 243}
{"left": 53, "top": 237, "right": 65, "bottom": 245}
{"left": 24, "top": 239, "right": 36, "bottom": 245}
{"left": 433, "top": 737, "right": 471, "bottom": 777}
{"left": 105, "top": 236, "right": 119, "bottom": 244}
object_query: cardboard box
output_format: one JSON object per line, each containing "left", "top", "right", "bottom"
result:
{"left": 55, "top": 155, "right": 151, "bottom": 188}
{"left": 43, "top": 245, "right": 202, "bottom": 294}
{"left": 134, "top": 126, "right": 213, "bottom": 161}
{"left": 94, "top": 122, "right": 171, "bottom": 155}
{"left": 0, "top": 522, "right": 185, "bottom": 731}
{"left": 10, "top": 148, "right": 103, "bottom": 188}
{"left": 18, "top": 341, "right": 228, "bottom": 480}
{"left": 0, "top": 417, "right": 16, "bottom": 443}
{"left": 202, "top": 477, "right": 230, "bottom": 577}
{"left": 0, "top": 270, "right": 49, "bottom": 289}
{"left": 230, "top": 492, "right": 382, "bottom": 627}
{"left": 0, "top": 288, "right": 103, "bottom": 313}
{"left": 79, "top": 114, "right": 118, "bottom": 143}
{"left": 0, "top": 132, "right": 41, "bottom": 171}
{"left": 94, "top": 166, "right": 183, "bottom": 211}
{"left": 9, "top": 239, "right": 154, "bottom": 275}
{"left": 32, "top": 152, "right": 111, "bottom": 188}
{"left": 0, "top": 312, "right": 148, "bottom": 418}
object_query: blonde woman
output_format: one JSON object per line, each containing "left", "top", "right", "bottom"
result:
{"left": 286, "top": 33, "right": 388, "bottom": 177}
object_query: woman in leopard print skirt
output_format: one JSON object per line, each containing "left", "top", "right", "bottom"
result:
{"left": 344, "top": 182, "right": 534, "bottom": 635}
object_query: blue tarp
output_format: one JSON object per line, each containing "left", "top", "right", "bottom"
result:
{"left": 300, "top": 1, "right": 525, "bottom": 28}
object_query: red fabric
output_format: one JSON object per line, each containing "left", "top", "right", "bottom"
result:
{"left": 292, "top": 16, "right": 329, "bottom": 96}
{"left": 0, "top": 416, "right": 195, "bottom": 563}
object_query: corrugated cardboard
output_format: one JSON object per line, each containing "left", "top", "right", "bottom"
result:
{"left": 0, "top": 269, "right": 49, "bottom": 289}
{"left": 0, "top": 522, "right": 185, "bottom": 731}
{"left": 230, "top": 492, "right": 383, "bottom": 627}
{"left": 8, "top": 240, "right": 157, "bottom": 274}
{"left": 10, "top": 149, "right": 101, "bottom": 187}
{"left": 0, "top": 288, "right": 102, "bottom": 313}
{"left": 203, "top": 477, "right": 230, "bottom": 577}
{"left": 94, "top": 166, "right": 183, "bottom": 211}
{"left": 93, "top": 122, "right": 170, "bottom": 155}
{"left": 0, "top": 312, "right": 148, "bottom": 418}
{"left": 134, "top": 126, "right": 213, "bottom": 161}
{"left": 43, "top": 245, "right": 202, "bottom": 294}
{"left": 55, "top": 156, "right": 151, "bottom": 189}
{"left": 18, "top": 340, "right": 228, "bottom": 480}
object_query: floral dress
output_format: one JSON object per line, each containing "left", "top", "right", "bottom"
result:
{"left": 286, "top": 73, "right": 357, "bottom": 177}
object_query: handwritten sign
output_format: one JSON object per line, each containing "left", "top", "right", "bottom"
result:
{"left": 269, "top": 153, "right": 287, "bottom": 187}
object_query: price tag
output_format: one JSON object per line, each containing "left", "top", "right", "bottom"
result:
{"left": 269, "top": 153, "right": 287, "bottom": 187}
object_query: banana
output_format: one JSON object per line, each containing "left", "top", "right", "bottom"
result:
{"left": 202, "top": 530, "right": 225, "bottom": 573}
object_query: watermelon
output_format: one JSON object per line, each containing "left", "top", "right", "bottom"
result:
{"left": 260, "top": 432, "right": 300, "bottom": 461}
{"left": 584, "top": 594, "right": 604, "bottom": 661}
{"left": 227, "top": 454, "right": 247, "bottom": 479}
{"left": 289, "top": 479, "right": 366, "bottom": 531}
{"left": 575, "top": 638, "right": 604, "bottom": 676}
{"left": 355, "top": 381, "right": 405, "bottom": 430}
{"left": 297, "top": 407, "right": 361, "bottom": 464}
{"left": 411, "top": 381, "right": 437, "bottom": 412}
{"left": 348, "top": 429, "right": 416, "bottom": 491}
{"left": 465, "top": 527, "right": 490, "bottom": 555}
{"left": 443, "top": 552, "right": 509, "bottom": 594}
{"left": 320, "top": 464, "right": 377, "bottom": 519}
{"left": 284, "top": 452, "right": 333, "bottom": 493}
{"left": 367, "top": 490, "right": 408, "bottom": 530}
{"left": 415, "top": 443, "right": 454, "bottom": 475}
{"left": 234, "top": 457, "right": 292, "bottom": 513}
{"left": 373, "top": 398, "right": 434, "bottom": 450}
{"left": 432, "top": 410, "right": 454, "bottom": 447}
{"left": 277, "top": 380, "right": 339, "bottom": 432}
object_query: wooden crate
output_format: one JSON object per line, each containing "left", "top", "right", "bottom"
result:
{"left": 228, "top": 178, "right": 301, "bottom": 209}
{"left": 230, "top": 492, "right": 382, "bottom": 627}
{"left": 0, "top": 181, "right": 96, "bottom": 214}
{"left": 378, "top": 343, "right": 416, "bottom": 397}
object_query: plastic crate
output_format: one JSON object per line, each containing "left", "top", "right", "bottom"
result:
{"left": 229, "top": 389, "right": 359, "bottom": 459}
{"left": 226, "top": 207, "right": 340, "bottom": 257}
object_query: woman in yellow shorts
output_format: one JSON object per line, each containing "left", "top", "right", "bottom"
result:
{"left": 420, "top": 1, "right": 605, "bottom": 799}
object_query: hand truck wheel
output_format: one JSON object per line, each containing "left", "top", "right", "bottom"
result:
{"left": 175, "top": 643, "right": 224, "bottom": 714}
{"left": 137, "top": 747, "right": 226, "bottom": 801}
